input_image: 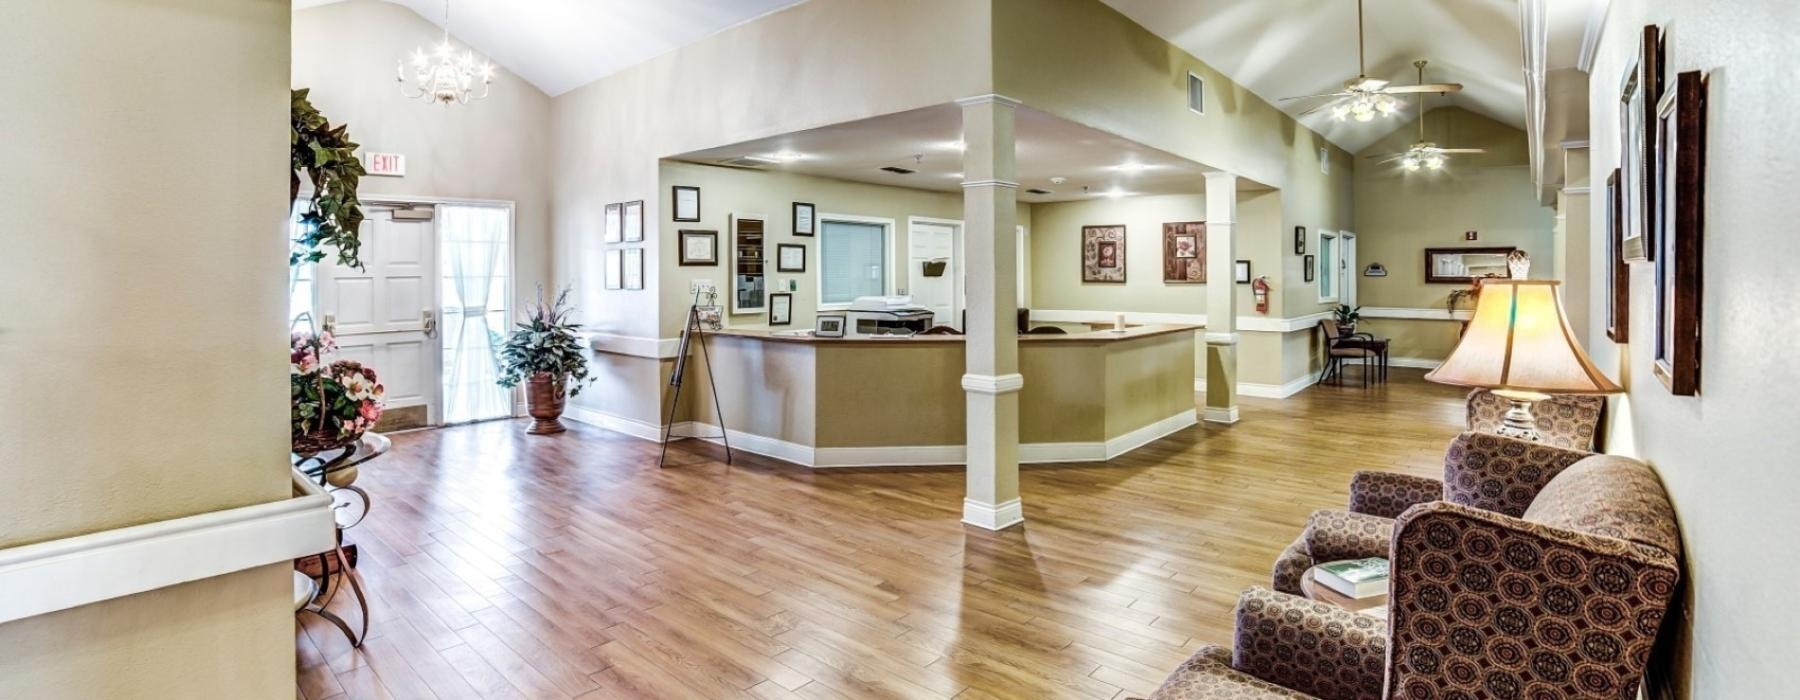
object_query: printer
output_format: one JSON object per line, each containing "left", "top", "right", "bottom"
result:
{"left": 842, "top": 296, "right": 934, "bottom": 337}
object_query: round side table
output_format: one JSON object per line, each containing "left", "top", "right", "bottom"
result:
{"left": 1299, "top": 565, "right": 1388, "bottom": 617}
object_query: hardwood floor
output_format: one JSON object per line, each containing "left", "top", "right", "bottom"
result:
{"left": 296, "top": 369, "right": 1467, "bottom": 700}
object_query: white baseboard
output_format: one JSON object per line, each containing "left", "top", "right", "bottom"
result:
{"left": 1203, "top": 405, "right": 1241, "bottom": 424}
{"left": 814, "top": 444, "right": 964, "bottom": 467}
{"left": 962, "top": 498, "right": 1024, "bottom": 530}
{"left": 0, "top": 470, "right": 337, "bottom": 624}
{"left": 1194, "top": 373, "right": 1319, "bottom": 400}
{"left": 1101, "top": 408, "right": 1197, "bottom": 459}
{"left": 1018, "top": 441, "right": 1105, "bottom": 463}
{"left": 564, "top": 406, "right": 667, "bottom": 441}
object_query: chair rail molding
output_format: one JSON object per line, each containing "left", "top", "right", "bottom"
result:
{"left": 1360, "top": 306, "right": 1474, "bottom": 321}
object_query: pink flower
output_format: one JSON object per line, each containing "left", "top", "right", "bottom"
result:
{"left": 359, "top": 401, "right": 381, "bottom": 422}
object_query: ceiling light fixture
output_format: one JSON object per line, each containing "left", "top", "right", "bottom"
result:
{"left": 766, "top": 150, "right": 806, "bottom": 163}
{"left": 1113, "top": 162, "right": 1152, "bottom": 174}
{"left": 397, "top": 0, "right": 495, "bottom": 106}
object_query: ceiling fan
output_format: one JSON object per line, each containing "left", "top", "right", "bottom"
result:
{"left": 1280, "top": 0, "right": 1463, "bottom": 122}
{"left": 1367, "top": 60, "right": 1487, "bottom": 171}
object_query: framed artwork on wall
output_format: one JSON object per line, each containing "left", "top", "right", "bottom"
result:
{"left": 603, "top": 249, "right": 622, "bottom": 290}
{"left": 623, "top": 248, "right": 644, "bottom": 290}
{"left": 1294, "top": 226, "right": 1306, "bottom": 255}
{"left": 1234, "top": 260, "right": 1251, "bottom": 284}
{"left": 604, "top": 203, "right": 622, "bottom": 243}
{"left": 1604, "top": 169, "right": 1629, "bottom": 342}
{"left": 1651, "top": 70, "right": 1706, "bottom": 396}
{"left": 1082, "top": 225, "right": 1127, "bottom": 283}
{"left": 672, "top": 186, "right": 701, "bottom": 222}
{"left": 1161, "top": 221, "right": 1205, "bottom": 283}
{"left": 793, "top": 202, "right": 816, "bottom": 236}
{"left": 1303, "top": 254, "right": 1315, "bottom": 282}
{"left": 679, "top": 229, "right": 718, "bottom": 266}
{"left": 776, "top": 243, "right": 806, "bottom": 272}
{"left": 623, "top": 200, "right": 645, "bottom": 242}
{"left": 768, "top": 292, "right": 793, "bottom": 326}
{"left": 1619, "top": 24, "right": 1663, "bottom": 262}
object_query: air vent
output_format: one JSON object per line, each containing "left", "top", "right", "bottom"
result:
{"left": 879, "top": 166, "right": 916, "bottom": 175}
{"left": 1187, "top": 72, "right": 1205, "bottom": 115}
{"left": 715, "top": 155, "right": 776, "bottom": 169}
{"left": 1025, "top": 188, "right": 1053, "bottom": 195}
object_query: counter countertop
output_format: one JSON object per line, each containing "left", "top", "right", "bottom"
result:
{"left": 704, "top": 323, "right": 1201, "bottom": 345}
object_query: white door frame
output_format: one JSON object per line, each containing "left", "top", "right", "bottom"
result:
{"left": 1339, "top": 231, "right": 1357, "bottom": 309}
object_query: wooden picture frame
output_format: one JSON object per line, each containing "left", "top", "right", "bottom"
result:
{"left": 1082, "top": 225, "right": 1127, "bottom": 283}
{"left": 1303, "top": 255, "right": 1315, "bottom": 282}
{"left": 776, "top": 243, "right": 806, "bottom": 272}
{"left": 1294, "top": 226, "right": 1306, "bottom": 255}
{"left": 1424, "top": 246, "right": 1518, "bottom": 284}
{"left": 792, "top": 202, "right": 815, "bottom": 236}
{"left": 1620, "top": 24, "right": 1663, "bottom": 262}
{"left": 768, "top": 292, "right": 793, "bottom": 326}
{"left": 1234, "top": 260, "right": 1251, "bottom": 284}
{"left": 678, "top": 229, "right": 718, "bottom": 266}
{"left": 1162, "top": 221, "right": 1205, "bottom": 283}
{"left": 672, "top": 186, "right": 701, "bottom": 223}
{"left": 623, "top": 200, "right": 645, "bottom": 242}
{"left": 1604, "top": 169, "right": 1629, "bottom": 342}
{"left": 604, "top": 203, "right": 622, "bottom": 243}
{"left": 1651, "top": 71, "right": 1705, "bottom": 396}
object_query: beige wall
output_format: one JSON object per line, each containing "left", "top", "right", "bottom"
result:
{"left": 1579, "top": 1, "right": 1800, "bottom": 697}
{"left": 0, "top": 0, "right": 295, "bottom": 696}
{"left": 293, "top": 0, "right": 555, "bottom": 311}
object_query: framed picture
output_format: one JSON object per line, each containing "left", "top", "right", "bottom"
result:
{"left": 1604, "top": 169, "right": 1629, "bottom": 343}
{"left": 1652, "top": 71, "right": 1705, "bottom": 396}
{"left": 793, "top": 202, "right": 815, "bottom": 236}
{"left": 679, "top": 229, "right": 718, "bottom": 266}
{"left": 776, "top": 243, "right": 806, "bottom": 272}
{"left": 1161, "top": 221, "right": 1205, "bottom": 283}
{"left": 1620, "top": 25, "right": 1663, "bottom": 262}
{"left": 1082, "top": 225, "right": 1127, "bottom": 283}
{"left": 768, "top": 292, "right": 793, "bottom": 326}
{"left": 1234, "top": 260, "right": 1251, "bottom": 284}
{"left": 623, "top": 200, "right": 645, "bottom": 242}
{"left": 603, "top": 249, "right": 622, "bottom": 289}
{"left": 604, "top": 203, "right": 622, "bottom": 243}
{"left": 672, "top": 186, "right": 701, "bottom": 222}
{"left": 1294, "top": 226, "right": 1306, "bottom": 255}
{"left": 814, "top": 313, "right": 846, "bottom": 338}
{"left": 623, "top": 248, "right": 644, "bottom": 290}
{"left": 1303, "top": 255, "right": 1315, "bottom": 282}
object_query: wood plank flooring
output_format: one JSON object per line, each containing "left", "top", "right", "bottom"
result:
{"left": 297, "top": 369, "right": 1466, "bottom": 700}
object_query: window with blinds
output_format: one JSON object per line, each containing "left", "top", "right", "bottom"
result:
{"left": 819, "top": 219, "right": 887, "bottom": 305}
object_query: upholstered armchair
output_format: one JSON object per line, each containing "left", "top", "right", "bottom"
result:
{"left": 1151, "top": 454, "right": 1682, "bottom": 700}
{"left": 1466, "top": 388, "right": 1605, "bottom": 451}
{"left": 1272, "top": 431, "right": 1592, "bottom": 595}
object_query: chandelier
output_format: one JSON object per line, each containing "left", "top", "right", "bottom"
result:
{"left": 396, "top": 0, "right": 495, "bottom": 105}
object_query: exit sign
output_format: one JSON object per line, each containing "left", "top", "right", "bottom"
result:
{"left": 363, "top": 152, "right": 406, "bottom": 177}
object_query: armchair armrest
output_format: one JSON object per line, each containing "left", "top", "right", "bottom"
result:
{"left": 1233, "top": 587, "right": 1387, "bottom": 700}
{"left": 1386, "top": 502, "right": 1680, "bottom": 700}
{"left": 1349, "top": 470, "right": 1443, "bottom": 518}
{"left": 1302, "top": 509, "right": 1395, "bottom": 563}
{"left": 1443, "top": 431, "right": 1590, "bottom": 517}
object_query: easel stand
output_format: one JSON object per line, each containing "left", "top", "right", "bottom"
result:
{"left": 658, "top": 297, "right": 732, "bottom": 467}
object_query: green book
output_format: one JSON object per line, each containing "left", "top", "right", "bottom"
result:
{"left": 1316, "top": 557, "right": 1389, "bottom": 599}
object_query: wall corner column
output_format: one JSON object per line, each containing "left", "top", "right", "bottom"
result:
{"left": 957, "top": 94, "right": 1023, "bottom": 530}
{"left": 1203, "top": 171, "right": 1240, "bottom": 424}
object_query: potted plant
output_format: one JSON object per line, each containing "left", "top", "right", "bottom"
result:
{"left": 498, "top": 286, "right": 594, "bottom": 435}
{"left": 291, "top": 88, "right": 367, "bottom": 269}
{"left": 291, "top": 330, "right": 386, "bottom": 457}
{"left": 1332, "top": 304, "right": 1363, "bottom": 334}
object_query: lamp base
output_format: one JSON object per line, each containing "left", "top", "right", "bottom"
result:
{"left": 1491, "top": 389, "right": 1552, "bottom": 442}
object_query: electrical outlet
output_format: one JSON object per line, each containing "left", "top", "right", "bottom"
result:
{"left": 689, "top": 279, "right": 717, "bottom": 295}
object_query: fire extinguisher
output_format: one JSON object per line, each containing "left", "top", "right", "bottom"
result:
{"left": 1252, "top": 276, "right": 1272, "bottom": 314}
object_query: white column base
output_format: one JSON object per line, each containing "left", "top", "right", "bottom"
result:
{"left": 1203, "top": 405, "right": 1240, "bottom": 424}
{"left": 962, "top": 497, "right": 1024, "bottom": 530}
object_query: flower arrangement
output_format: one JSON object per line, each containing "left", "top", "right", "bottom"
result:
{"left": 497, "top": 286, "right": 594, "bottom": 396}
{"left": 291, "top": 331, "right": 385, "bottom": 453}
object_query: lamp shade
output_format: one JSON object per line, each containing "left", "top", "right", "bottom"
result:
{"left": 1426, "top": 280, "right": 1622, "bottom": 394}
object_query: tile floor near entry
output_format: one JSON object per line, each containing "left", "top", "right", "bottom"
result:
{"left": 297, "top": 369, "right": 1467, "bottom": 700}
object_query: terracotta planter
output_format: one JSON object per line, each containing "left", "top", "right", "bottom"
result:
{"left": 525, "top": 373, "right": 567, "bottom": 435}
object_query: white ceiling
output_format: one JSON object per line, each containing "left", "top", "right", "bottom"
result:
{"left": 673, "top": 105, "right": 1247, "bottom": 203}
{"left": 293, "top": 0, "right": 806, "bottom": 96}
{"left": 1101, "top": 0, "right": 1579, "bottom": 154}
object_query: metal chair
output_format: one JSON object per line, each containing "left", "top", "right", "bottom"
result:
{"left": 1319, "top": 319, "right": 1378, "bottom": 386}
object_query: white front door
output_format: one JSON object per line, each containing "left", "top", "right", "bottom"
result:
{"left": 316, "top": 206, "right": 441, "bottom": 427}
{"left": 1341, "top": 232, "right": 1357, "bottom": 309}
{"left": 907, "top": 220, "right": 961, "bottom": 327}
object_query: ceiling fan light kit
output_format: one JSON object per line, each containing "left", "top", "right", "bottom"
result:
{"left": 1281, "top": 0, "right": 1464, "bottom": 125}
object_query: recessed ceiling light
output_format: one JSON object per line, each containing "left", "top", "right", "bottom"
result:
{"left": 936, "top": 140, "right": 966, "bottom": 152}
{"left": 1049, "top": 176, "right": 1067, "bottom": 185}
{"left": 1101, "top": 188, "right": 1129, "bottom": 199}
{"left": 766, "top": 150, "right": 805, "bottom": 162}
{"left": 1112, "top": 162, "right": 1153, "bottom": 174}
{"left": 946, "top": 172, "right": 965, "bottom": 179}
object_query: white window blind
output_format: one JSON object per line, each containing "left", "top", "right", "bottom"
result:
{"left": 820, "top": 220, "right": 886, "bottom": 304}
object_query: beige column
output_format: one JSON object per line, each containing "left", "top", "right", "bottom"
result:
{"left": 1203, "top": 171, "right": 1240, "bottom": 424}
{"left": 957, "top": 94, "right": 1023, "bottom": 530}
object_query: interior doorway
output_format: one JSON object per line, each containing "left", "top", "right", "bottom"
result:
{"left": 907, "top": 217, "right": 961, "bottom": 327}
{"left": 1340, "top": 231, "right": 1357, "bottom": 309}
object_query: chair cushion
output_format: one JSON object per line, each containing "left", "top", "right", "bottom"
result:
{"left": 1523, "top": 454, "right": 1681, "bottom": 557}
{"left": 1148, "top": 645, "right": 1318, "bottom": 699}
{"left": 1303, "top": 510, "right": 1395, "bottom": 563}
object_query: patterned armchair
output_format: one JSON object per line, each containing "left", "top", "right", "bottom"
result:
{"left": 1151, "top": 453, "right": 1681, "bottom": 700}
{"left": 1271, "top": 432, "right": 1591, "bottom": 594}
{"left": 1466, "top": 388, "right": 1605, "bottom": 451}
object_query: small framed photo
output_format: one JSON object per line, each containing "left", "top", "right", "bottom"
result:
{"left": 672, "top": 186, "right": 701, "bottom": 223}
{"left": 623, "top": 248, "right": 644, "bottom": 290}
{"left": 777, "top": 243, "right": 806, "bottom": 272}
{"left": 603, "top": 249, "right": 622, "bottom": 289}
{"left": 1294, "top": 226, "right": 1306, "bottom": 255}
{"left": 679, "top": 229, "right": 718, "bottom": 266}
{"left": 695, "top": 305, "right": 723, "bottom": 331}
{"left": 1303, "top": 254, "right": 1316, "bottom": 282}
{"left": 793, "top": 202, "right": 815, "bottom": 236}
{"left": 1234, "top": 260, "right": 1251, "bottom": 284}
{"left": 768, "top": 292, "right": 793, "bottom": 326}
{"left": 814, "top": 313, "right": 846, "bottom": 338}
{"left": 604, "top": 203, "right": 622, "bottom": 243}
{"left": 623, "top": 200, "right": 645, "bottom": 242}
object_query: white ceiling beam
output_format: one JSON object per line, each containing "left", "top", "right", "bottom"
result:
{"left": 1577, "top": 0, "right": 1613, "bottom": 73}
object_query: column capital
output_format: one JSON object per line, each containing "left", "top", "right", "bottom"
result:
{"left": 962, "top": 373, "right": 1024, "bottom": 395}
{"left": 961, "top": 179, "right": 1019, "bottom": 189}
{"left": 1203, "top": 170, "right": 1239, "bottom": 185}
{"left": 955, "top": 93, "right": 1023, "bottom": 108}
{"left": 1204, "top": 332, "right": 1240, "bottom": 346}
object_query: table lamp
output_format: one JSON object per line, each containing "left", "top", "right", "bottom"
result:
{"left": 1425, "top": 279, "right": 1621, "bottom": 442}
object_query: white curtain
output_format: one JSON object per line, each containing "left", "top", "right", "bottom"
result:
{"left": 439, "top": 204, "right": 513, "bottom": 423}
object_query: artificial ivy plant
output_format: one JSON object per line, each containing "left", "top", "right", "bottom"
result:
{"left": 290, "top": 88, "right": 366, "bottom": 269}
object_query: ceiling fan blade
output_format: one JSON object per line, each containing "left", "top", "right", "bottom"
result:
{"left": 1436, "top": 148, "right": 1487, "bottom": 154}
{"left": 1297, "top": 102, "right": 1340, "bottom": 116}
{"left": 1384, "top": 83, "right": 1464, "bottom": 94}
{"left": 1376, "top": 156, "right": 1410, "bottom": 165}
{"left": 1365, "top": 152, "right": 1408, "bottom": 160}
{"left": 1280, "top": 91, "right": 1351, "bottom": 102}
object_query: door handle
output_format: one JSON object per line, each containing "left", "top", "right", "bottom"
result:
{"left": 422, "top": 309, "right": 437, "bottom": 338}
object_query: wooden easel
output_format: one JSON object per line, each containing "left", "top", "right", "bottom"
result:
{"left": 658, "top": 290, "right": 732, "bottom": 468}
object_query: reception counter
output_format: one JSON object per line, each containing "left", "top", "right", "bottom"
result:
{"left": 670, "top": 324, "right": 1198, "bottom": 467}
